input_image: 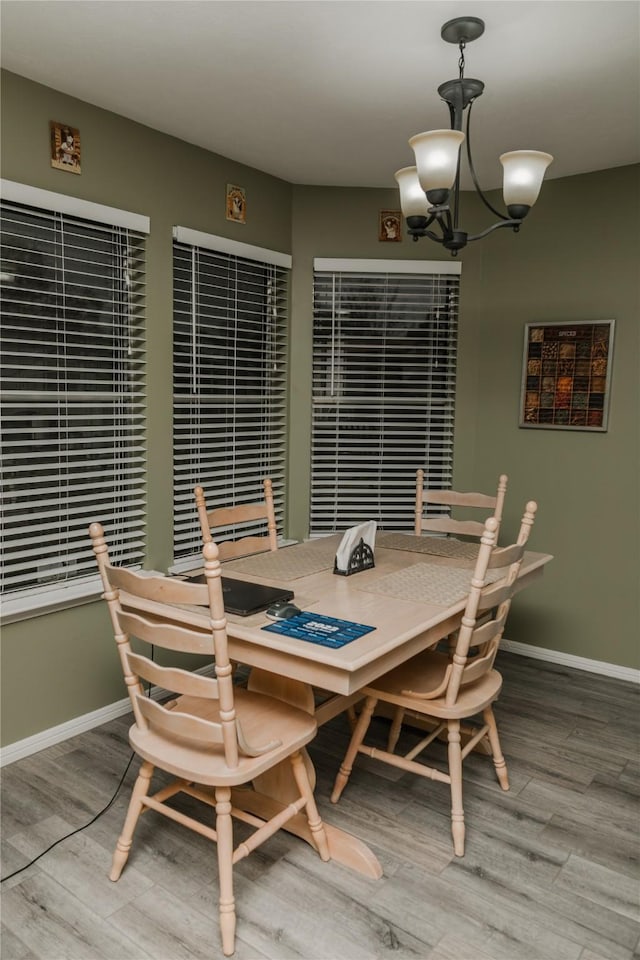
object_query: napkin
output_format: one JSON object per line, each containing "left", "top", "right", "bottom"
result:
{"left": 335, "top": 520, "right": 377, "bottom": 572}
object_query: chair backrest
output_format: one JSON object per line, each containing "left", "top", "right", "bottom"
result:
{"left": 403, "top": 500, "right": 537, "bottom": 707}
{"left": 89, "top": 523, "right": 281, "bottom": 768}
{"left": 194, "top": 479, "right": 278, "bottom": 561}
{"left": 414, "top": 470, "right": 508, "bottom": 540}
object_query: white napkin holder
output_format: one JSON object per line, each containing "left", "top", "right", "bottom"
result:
{"left": 333, "top": 521, "right": 377, "bottom": 576}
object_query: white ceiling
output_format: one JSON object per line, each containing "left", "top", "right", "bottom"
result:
{"left": 2, "top": 1, "right": 639, "bottom": 190}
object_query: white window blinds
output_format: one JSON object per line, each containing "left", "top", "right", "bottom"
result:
{"left": 173, "top": 230, "right": 289, "bottom": 561}
{"left": 0, "top": 188, "right": 147, "bottom": 607}
{"left": 311, "top": 260, "right": 460, "bottom": 534}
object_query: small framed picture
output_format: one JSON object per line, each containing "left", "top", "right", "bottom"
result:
{"left": 50, "top": 121, "right": 81, "bottom": 174}
{"left": 226, "top": 184, "right": 246, "bottom": 224}
{"left": 520, "top": 320, "right": 615, "bottom": 431}
{"left": 379, "top": 210, "right": 402, "bottom": 242}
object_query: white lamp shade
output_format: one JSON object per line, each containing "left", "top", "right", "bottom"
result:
{"left": 394, "top": 166, "right": 432, "bottom": 217}
{"left": 500, "top": 150, "right": 554, "bottom": 207}
{"left": 409, "top": 129, "right": 465, "bottom": 193}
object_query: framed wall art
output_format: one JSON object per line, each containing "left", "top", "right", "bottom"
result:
{"left": 520, "top": 320, "right": 615, "bottom": 431}
{"left": 226, "top": 184, "right": 246, "bottom": 223}
{"left": 378, "top": 209, "right": 402, "bottom": 242}
{"left": 50, "top": 121, "right": 81, "bottom": 174}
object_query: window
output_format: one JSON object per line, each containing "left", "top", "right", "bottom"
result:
{"left": 0, "top": 181, "right": 148, "bottom": 620}
{"left": 311, "top": 259, "right": 461, "bottom": 534}
{"left": 172, "top": 227, "right": 290, "bottom": 566}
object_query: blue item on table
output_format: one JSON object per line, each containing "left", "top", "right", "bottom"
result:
{"left": 262, "top": 611, "right": 375, "bottom": 648}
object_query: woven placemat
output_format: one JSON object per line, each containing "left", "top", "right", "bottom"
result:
{"left": 223, "top": 538, "right": 338, "bottom": 581}
{"left": 355, "top": 560, "right": 504, "bottom": 607}
{"left": 377, "top": 532, "right": 479, "bottom": 560}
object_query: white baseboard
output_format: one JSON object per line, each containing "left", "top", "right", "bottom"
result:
{"left": 0, "top": 665, "right": 216, "bottom": 768}
{"left": 0, "top": 695, "right": 135, "bottom": 767}
{"left": 2, "top": 647, "right": 637, "bottom": 766}
{"left": 500, "top": 639, "right": 640, "bottom": 684}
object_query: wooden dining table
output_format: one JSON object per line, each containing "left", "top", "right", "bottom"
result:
{"left": 143, "top": 533, "right": 553, "bottom": 880}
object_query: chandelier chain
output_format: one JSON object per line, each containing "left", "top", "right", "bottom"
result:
{"left": 458, "top": 42, "right": 466, "bottom": 80}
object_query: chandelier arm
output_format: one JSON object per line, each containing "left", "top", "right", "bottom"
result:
{"left": 465, "top": 102, "right": 511, "bottom": 222}
{"left": 452, "top": 168, "right": 461, "bottom": 230}
{"left": 431, "top": 206, "right": 454, "bottom": 240}
{"left": 409, "top": 210, "right": 451, "bottom": 246}
{"left": 466, "top": 218, "right": 522, "bottom": 243}
{"left": 423, "top": 230, "right": 446, "bottom": 245}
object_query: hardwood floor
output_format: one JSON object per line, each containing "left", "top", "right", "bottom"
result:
{"left": 2, "top": 652, "right": 639, "bottom": 960}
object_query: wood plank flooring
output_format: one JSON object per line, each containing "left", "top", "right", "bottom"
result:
{"left": 2, "top": 652, "right": 639, "bottom": 960}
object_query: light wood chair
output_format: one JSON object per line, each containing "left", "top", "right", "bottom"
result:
{"left": 415, "top": 471, "right": 508, "bottom": 664}
{"left": 89, "top": 523, "right": 329, "bottom": 957}
{"left": 331, "top": 501, "right": 537, "bottom": 858}
{"left": 194, "top": 478, "right": 278, "bottom": 561}
{"left": 415, "top": 470, "right": 508, "bottom": 540}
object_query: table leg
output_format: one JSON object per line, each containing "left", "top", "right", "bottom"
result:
{"left": 245, "top": 667, "right": 383, "bottom": 879}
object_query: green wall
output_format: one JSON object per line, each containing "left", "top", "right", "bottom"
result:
{"left": 2, "top": 70, "right": 638, "bottom": 748}
{"left": 288, "top": 172, "right": 640, "bottom": 671}
{"left": 0, "top": 71, "right": 293, "bottom": 745}
{"left": 465, "top": 166, "right": 640, "bottom": 668}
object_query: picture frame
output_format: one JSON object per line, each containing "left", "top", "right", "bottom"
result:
{"left": 378, "top": 209, "right": 402, "bottom": 242}
{"left": 50, "top": 121, "right": 81, "bottom": 174}
{"left": 520, "top": 320, "right": 615, "bottom": 431}
{"left": 226, "top": 184, "right": 246, "bottom": 223}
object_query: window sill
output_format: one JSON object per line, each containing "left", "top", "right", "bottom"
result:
{"left": 1, "top": 575, "right": 105, "bottom": 625}
{"left": 0, "top": 566, "right": 156, "bottom": 626}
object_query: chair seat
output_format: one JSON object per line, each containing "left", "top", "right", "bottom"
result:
{"left": 361, "top": 649, "right": 504, "bottom": 720}
{"left": 129, "top": 687, "right": 317, "bottom": 786}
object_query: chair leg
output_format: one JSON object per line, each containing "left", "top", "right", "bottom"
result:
{"left": 483, "top": 706, "right": 509, "bottom": 791}
{"left": 290, "top": 751, "right": 330, "bottom": 861}
{"left": 346, "top": 705, "right": 357, "bottom": 733}
{"left": 215, "top": 786, "right": 236, "bottom": 957}
{"left": 110, "top": 759, "right": 153, "bottom": 882}
{"left": 387, "top": 707, "right": 405, "bottom": 752}
{"left": 447, "top": 720, "right": 465, "bottom": 857}
{"left": 331, "top": 695, "right": 377, "bottom": 803}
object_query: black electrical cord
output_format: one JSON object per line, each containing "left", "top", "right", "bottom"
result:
{"left": 0, "top": 749, "right": 136, "bottom": 883}
{"left": 1, "top": 648, "right": 157, "bottom": 884}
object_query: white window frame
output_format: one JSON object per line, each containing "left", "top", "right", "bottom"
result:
{"left": 311, "top": 258, "right": 461, "bottom": 534}
{"left": 1, "top": 180, "right": 149, "bottom": 623}
{"left": 171, "top": 227, "right": 291, "bottom": 571}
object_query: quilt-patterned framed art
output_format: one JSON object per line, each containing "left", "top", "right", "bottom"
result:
{"left": 520, "top": 320, "right": 615, "bottom": 431}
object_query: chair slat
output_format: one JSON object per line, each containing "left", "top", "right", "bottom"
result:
{"left": 118, "top": 592, "right": 209, "bottom": 630}
{"left": 209, "top": 502, "right": 273, "bottom": 526}
{"left": 489, "top": 541, "right": 525, "bottom": 569}
{"left": 425, "top": 490, "right": 497, "bottom": 509}
{"left": 466, "top": 610, "right": 507, "bottom": 652}
{"left": 135, "top": 694, "right": 224, "bottom": 745}
{"left": 214, "top": 536, "right": 272, "bottom": 562}
{"left": 106, "top": 564, "right": 209, "bottom": 606}
{"left": 118, "top": 609, "right": 214, "bottom": 657}
{"left": 420, "top": 517, "right": 487, "bottom": 537}
{"left": 478, "top": 580, "right": 514, "bottom": 613}
{"left": 127, "top": 652, "right": 218, "bottom": 699}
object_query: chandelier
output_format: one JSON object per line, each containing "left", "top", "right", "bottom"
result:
{"left": 395, "top": 16, "right": 553, "bottom": 255}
